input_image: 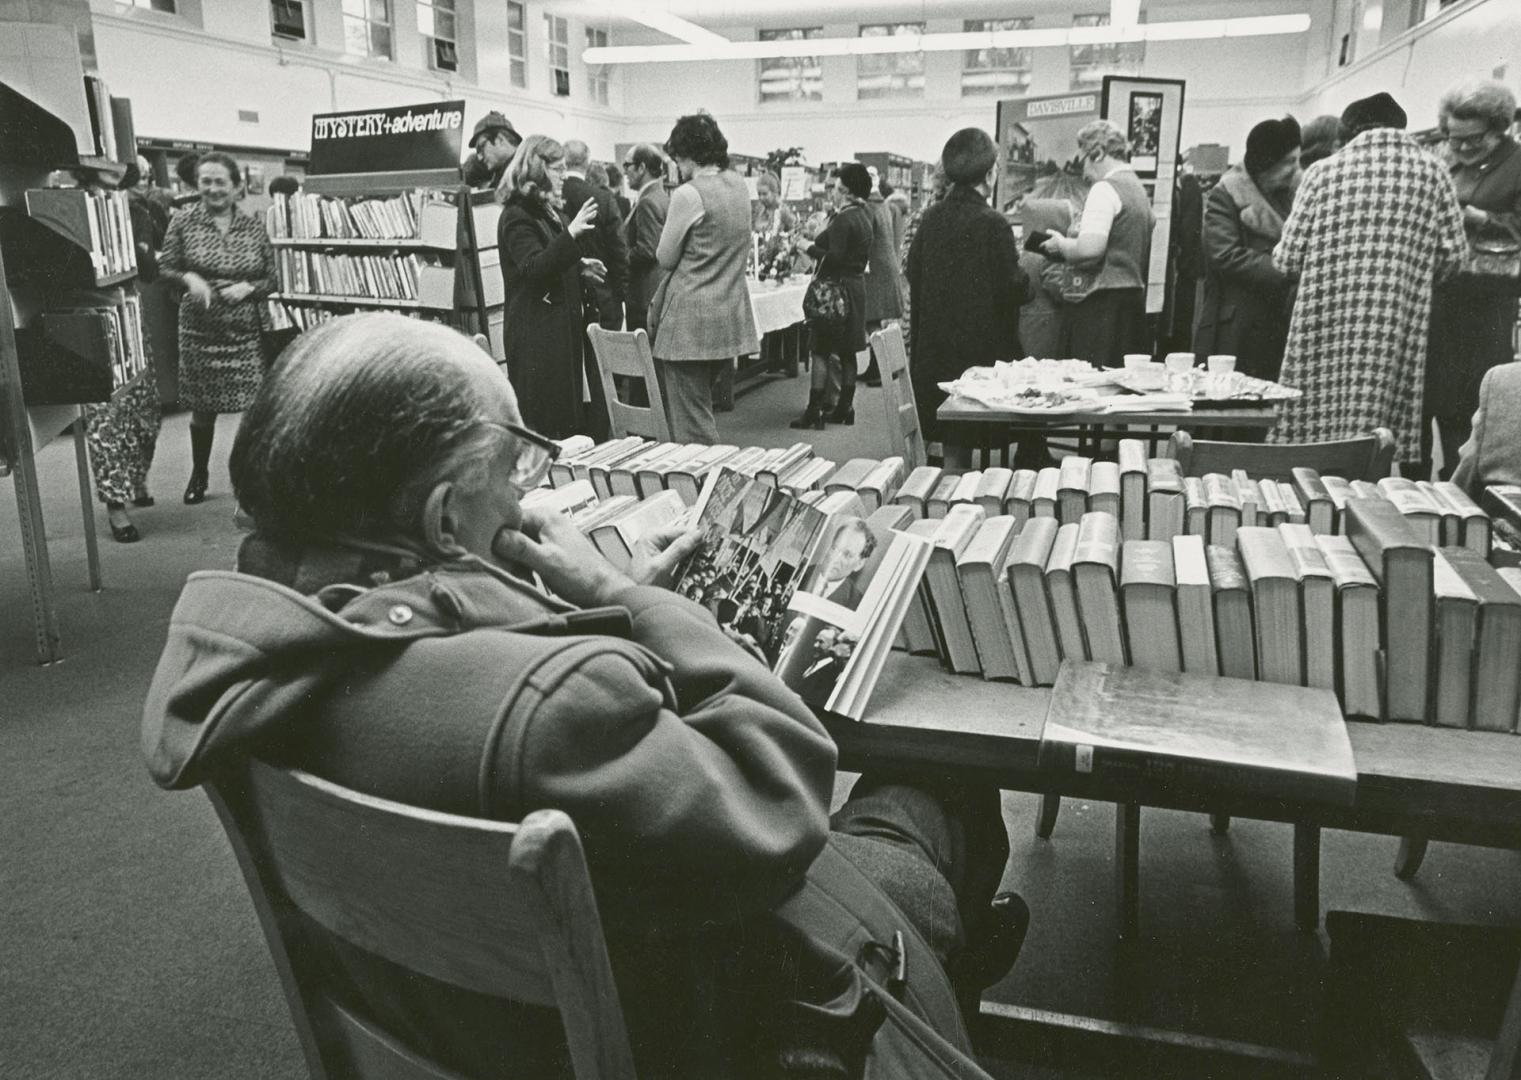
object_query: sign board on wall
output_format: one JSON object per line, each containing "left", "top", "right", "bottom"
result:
{"left": 993, "top": 91, "right": 1101, "bottom": 219}
{"left": 780, "top": 165, "right": 809, "bottom": 202}
{"left": 307, "top": 100, "right": 466, "bottom": 175}
{"left": 1101, "top": 77, "right": 1186, "bottom": 315}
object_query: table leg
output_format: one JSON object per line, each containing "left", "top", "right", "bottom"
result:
{"left": 73, "top": 414, "right": 102, "bottom": 592}
{"left": 1037, "top": 793, "right": 1061, "bottom": 839}
{"left": 1293, "top": 824, "right": 1321, "bottom": 932}
{"left": 1115, "top": 803, "right": 1140, "bottom": 940}
{"left": 1394, "top": 835, "right": 1429, "bottom": 880}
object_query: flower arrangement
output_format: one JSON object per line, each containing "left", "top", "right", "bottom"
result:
{"left": 757, "top": 229, "right": 807, "bottom": 283}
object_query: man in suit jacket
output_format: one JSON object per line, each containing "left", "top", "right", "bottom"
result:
{"left": 810, "top": 519, "right": 875, "bottom": 612}
{"left": 561, "top": 140, "right": 628, "bottom": 331}
{"left": 622, "top": 143, "right": 670, "bottom": 335}
{"left": 1453, "top": 361, "right": 1521, "bottom": 496}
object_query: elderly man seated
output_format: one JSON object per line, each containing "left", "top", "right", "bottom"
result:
{"left": 141, "top": 314, "right": 1022, "bottom": 1079}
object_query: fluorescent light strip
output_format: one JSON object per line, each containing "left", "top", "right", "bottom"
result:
{"left": 625, "top": 9, "right": 729, "bottom": 46}
{"left": 582, "top": 13, "right": 1311, "bottom": 64}
{"left": 1110, "top": 0, "right": 1143, "bottom": 29}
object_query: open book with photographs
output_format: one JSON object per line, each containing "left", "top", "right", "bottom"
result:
{"left": 673, "top": 466, "right": 934, "bottom": 720}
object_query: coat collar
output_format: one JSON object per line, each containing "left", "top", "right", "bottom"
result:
{"left": 1219, "top": 163, "right": 1286, "bottom": 242}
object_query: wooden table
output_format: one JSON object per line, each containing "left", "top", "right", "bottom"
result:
{"left": 936, "top": 394, "right": 1279, "bottom": 462}
{"left": 825, "top": 656, "right": 1521, "bottom": 939}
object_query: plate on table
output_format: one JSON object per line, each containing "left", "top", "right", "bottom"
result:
{"left": 939, "top": 384, "right": 1093, "bottom": 416}
{"left": 1109, "top": 368, "right": 1302, "bottom": 405}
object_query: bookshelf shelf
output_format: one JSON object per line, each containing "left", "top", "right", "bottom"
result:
{"left": 270, "top": 292, "right": 440, "bottom": 310}
{"left": 271, "top": 237, "right": 448, "bottom": 252}
{"left": 95, "top": 268, "right": 135, "bottom": 287}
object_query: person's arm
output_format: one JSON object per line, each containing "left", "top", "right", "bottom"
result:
{"left": 248, "top": 222, "right": 277, "bottom": 298}
{"left": 1433, "top": 168, "right": 1471, "bottom": 282}
{"left": 779, "top": 204, "right": 797, "bottom": 232}
{"left": 1203, "top": 186, "right": 1286, "bottom": 290}
{"left": 599, "top": 189, "right": 629, "bottom": 300}
{"left": 626, "top": 197, "right": 661, "bottom": 276}
{"left": 1047, "top": 182, "right": 1117, "bottom": 265}
{"left": 499, "top": 212, "right": 582, "bottom": 289}
{"left": 994, "top": 214, "right": 1032, "bottom": 307}
{"left": 656, "top": 184, "right": 703, "bottom": 271}
{"left": 1451, "top": 365, "right": 1500, "bottom": 495}
{"left": 1272, "top": 167, "right": 1318, "bottom": 279}
{"left": 157, "top": 211, "right": 188, "bottom": 282}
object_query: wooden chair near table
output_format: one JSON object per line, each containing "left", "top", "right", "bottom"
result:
{"left": 869, "top": 324, "right": 928, "bottom": 469}
{"left": 587, "top": 326, "right": 673, "bottom": 442}
{"left": 206, "top": 760, "right": 637, "bottom": 1080}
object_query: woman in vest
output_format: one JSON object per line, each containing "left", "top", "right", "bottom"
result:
{"left": 1042, "top": 119, "right": 1156, "bottom": 368}
{"left": 652, "top": 113, "right": 759, "bottom": 443}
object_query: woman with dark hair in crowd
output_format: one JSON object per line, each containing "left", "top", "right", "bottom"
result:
{"left": 907, "top": 128, "right": 1030, "bottom": 466}
{"left": 1422, "top": 78, "right": 1521, "bottom": 479}
{"left": 652, "top": 113, "right": 758, "bottom": 443}
{"left": 1298, "top": 115, "right": 1342, "bottom": 169}
{"left": 791, "top": 163, "right": 873, "bottom": 430}
{"left": 1194, "top": 116, "right": 1301, "bottom": 384}
{"left": 496, "top": 134, "right": 602, "bottom": 438}
{"left": 158, "top": 150, "right": 276, "bottom": 505}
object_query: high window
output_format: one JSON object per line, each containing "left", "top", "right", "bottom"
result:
{"left": 1069, "top": 13, "right": 1145, "bottom": 91}
{"left": 126, "top": 0, "right": 176, "bottom": 11}
{"left": 270, "top": 0, "right": 307, "bottom": 41}
{"left": 342, "top": 0, "right": 392, "bottom": 60}
{"left": 962, "top": 18, "right": 1033, "bottom": 97}
{"left": 586, "top": 27, "right": 609, "bottom": 105}
{"left": 757, "top": 28, "right": 823, "bottom": 103}
{"left": 857, "top": 23, "right": 925, "bottom": 100}
{"left": 507, "top": 1, "right": 527, "bottom": 88}
{"left": 546, "top": 14, "right": 570, "bottom": 96}
{"left": 418, "top": 0, "right": 458, "bottom": 72}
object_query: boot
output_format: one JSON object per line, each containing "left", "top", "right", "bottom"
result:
{"left": 184, "top": 423, "right": 213, "bottom": 505}
{"left": 950, "top": 892, "right": 1030, "bottom": 1022}
{"left": 827, "top": 381, "right": 856, "bottom": 425}
{"left": 789, "top": 390, "right": 827, "bottom": 430}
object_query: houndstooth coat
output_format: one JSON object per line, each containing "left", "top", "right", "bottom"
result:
{"left": 1271, "top": 128, "right": 1467, "bottom": 462}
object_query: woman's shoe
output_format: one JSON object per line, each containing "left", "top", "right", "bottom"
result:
{"left": 131, "top": 493, "right": 155, "bottom": 508}
{"left": 826, "top": 385, "right": 856, "bottom": 425}
{"left": 105, "top": 502, "right": 140, "bottom": 543}
{"left": 183, "top": 470, "right": 208, "bottom": 505}
{"left": 790, "top": 390, "right": 827, "bottom": 431}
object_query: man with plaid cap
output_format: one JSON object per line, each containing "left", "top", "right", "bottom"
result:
{"left": 463, "top": 110, "right": 520, "bottom": 190}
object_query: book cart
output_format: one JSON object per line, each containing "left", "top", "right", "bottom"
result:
{"left": 266, "top": 101, "right": 502, "bottom": 360}
{"left": 0, "top": 79, "right": 149, "bottom": 663}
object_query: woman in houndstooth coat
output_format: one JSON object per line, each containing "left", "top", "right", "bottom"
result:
{"left": 1271, "top": 105, "right": 1467, "bottom": 464}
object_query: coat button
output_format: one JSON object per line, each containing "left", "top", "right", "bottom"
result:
{"left": 387, "top": 604, "right": 414, "bottom": 626}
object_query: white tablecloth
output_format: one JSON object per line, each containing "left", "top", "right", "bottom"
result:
{"left": 748, "top": 280, "right": 808, "bottom": 337}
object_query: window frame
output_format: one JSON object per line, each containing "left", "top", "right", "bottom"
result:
{"left": 270, "top": 0, "right": 308, "bottom": 42}
{"left": 856, "top": 22, "right": 926, "bottom": 101}
{"left": 417, "top": 0, "right": 458, "bottom": 73}
{"left": 341, "top": 0, "right": 394, "bottom": 61}
{"left": 961, "top": 17, "right": 1034, "bottom": 97}
{"left": 506, "top": 0, "right": 527, "bottom": 89}
{"left": 1068, "top": 12, "right": 1145, "bottom": 92}
{"left": 126, "top": 0, "right": 177, "bottom": 12}
{"left": 756, "top": 27, "right": 824, "bottom": 104}
{"left": 585, "top": 27, "right": 609, "bottom": 106}
{"left": 546, "top": 13, "right": 571, "bottom": 97}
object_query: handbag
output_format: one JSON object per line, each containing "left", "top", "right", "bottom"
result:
{"left": 1458, "top": 218, "right": 1521, "bottom": 295}
{"left": 804, "top": 274, "right": 850, "bottom": 329}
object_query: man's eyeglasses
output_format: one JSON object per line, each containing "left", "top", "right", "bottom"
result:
{"left": 1446, "top": 132, "right": 1493, "bottom": 149}
{"left": 494, "top": 422, "right": 560, "bottom": 491}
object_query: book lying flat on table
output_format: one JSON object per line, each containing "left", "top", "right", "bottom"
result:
{"left": 1038, "top": 661, "right": 1357, "bottom": 806}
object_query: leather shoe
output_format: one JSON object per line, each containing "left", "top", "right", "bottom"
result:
{"left": 131, "top": 493, "right": 155, "bottom": 508}
{"left": 110, "top": 520, "right": 141, "bottom": 543}
{"left": 952, "top": 892, "right": 1030, "bottom": 999}
{"left": 184, "top": 471, "right": 208, "bottom": 505}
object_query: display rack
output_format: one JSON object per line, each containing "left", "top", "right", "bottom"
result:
{"left": 0, "top": 78, "right": 146, "bottom": 663}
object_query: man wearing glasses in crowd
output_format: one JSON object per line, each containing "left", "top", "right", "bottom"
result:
{"left": 140, "top": 313, "right": 1023, "bottom": 1079}
{"left": 622, "top": 142, "right": 671, "bottom": 335}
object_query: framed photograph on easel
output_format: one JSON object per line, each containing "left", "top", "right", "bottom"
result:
{"left": 1102, "top": 76, "right": 1185, "bottom": 313}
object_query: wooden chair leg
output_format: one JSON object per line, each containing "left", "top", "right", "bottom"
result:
{"left": 1115, "top": 803, "right": 1140, "bottom": 941}
{"left": 1209, "top": 813, "right": 1231, "bottom": 835}
{"left": 1293, "top": 824, "right": 1321, "bottom": 932}
{"left": 1395, "top": 836, "right": 1429, "bottom": 881}
{"left": 1036, "top": 794, "right": 1061, "bottom": 839}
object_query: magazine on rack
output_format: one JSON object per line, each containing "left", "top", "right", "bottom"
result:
{"left": 674, "top": 467, "right": 934, "bottom": 720}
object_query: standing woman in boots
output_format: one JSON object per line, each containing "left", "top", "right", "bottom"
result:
{"left": 159, "top": 151, "right": 276, "bottom": 504}
{"left": 794, "top": 163, "right": 872, "bottom": 429}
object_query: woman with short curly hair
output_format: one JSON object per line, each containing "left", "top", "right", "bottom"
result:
{"left": 1422, "top": 79, "right": 1521, "bottom": 479}
{"left": 496, "top": 134, "right": 602, "bottom": 437}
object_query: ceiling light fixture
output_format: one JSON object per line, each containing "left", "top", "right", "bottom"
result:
{"left": 582, "top": 13, "right": 1312, "bottom": 65}
{"left": 1110, "top": 0, "right": 1143, "bottom": 29}
{"left": 623, "top": 9, "right": 729, "bottom": 46}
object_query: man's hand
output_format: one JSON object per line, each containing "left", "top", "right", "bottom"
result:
{"left": 218, "top": 281, "right": 255, "bottom": 304}
{"left": 1040, "top": 234, "right": 1068, "bottom": 260}
{"left": 1463, "top": 204, "right": 1490, "bottom": 229}
{"left": 629, "top": 525, "right": 702, "bottom": 588}
{"left": 491, "top": 508, "right": 632, "bottom": 607}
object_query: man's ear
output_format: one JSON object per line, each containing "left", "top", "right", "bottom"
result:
{"left": 420, "top": 482, "right": 466, "bottom": 557}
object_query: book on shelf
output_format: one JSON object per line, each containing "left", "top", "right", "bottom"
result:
{"left": 1232, "top": 469, "right": 1261, "bottom": 528}
{"left": 1089, "top": 462, "right": 1122, "bottom": 521}
{"left": 587, "top": 489, "right": 688, "bottom": 572}
{"left": 1202, "top": 473, "right": 1241, "bottom": 548}
{"left": 826, "top": 458, "right": 879, "bottom": 497}
{"left": 921, "top": 504, "right": 987, "bottom": 675}
{"left": 603, "top": 441, "right": 673, "bottom": 498}
{"left": 975, "top": 467, "right": 1014, "bottom": 518}
{"left": 1443, "top": 546, "right": 1521, "bottom": 732}
{"left": 1346, "top": 497, "right": 1433, "bottom": 724}
{"left": 1206, "top": 543, "right": 1257, "bottom": 681}
{"left": 668, "top": 445, "right": 739, "bottom": 504}
{"left": 925, "top": 473, "right": 962, "bottom": 519}
{"left": 1258, "top": 477, "right": 1288, "bottom": 526}
{"left": 1377, "top": 477, "right": 1444, "bottom": 546}
{"left": 1120, "top": 539, "right": 1181, "bottom": 673}
{"left": 1315, "top": 534, "right": 1381, "bottom": 720}
{"left": 856, "top": 457, "right": 906, "bottom": 511}
{"left": 1046, "top": 522, "right": 1088, "bottom": 667}
{"left": 1146, "top": 458, "right": 1184, "bottom": 541}
{"left": 1117, "top": 440, "right": 1148, "bottom": 540}
{"left": 1237, "top": 526, "right": 1304, "bottom": 687}
{"left": 1032, "top": 466, "right": 1060, "bottom": 520}
{"left": 956, "top": 516, "right": 1023, "bottom": 681}
{"left": 902, "top": 518, "right": 949, "bottom": 657}
{"left": 1172, "top": 535, "right": 1219, "bottom": 676}
{"left": 1278, "top": 482, "right": 1307, "bottom": 526}
{"left": 1430, "top": 549, "right": 1478, "bottom": 729}
{"left": 893, "top": 465, "right": 943, "bottom": 518}
{"left": 756, "top": 442, "right": 814, "bottom": 488}
{"left": 521, "top": 478, "right": 600, "bottom": 517}
{"left": 1005, "top": 468, "right": 1038, "bottom": 530}
{"left": 1290, "top": 468, "right": 1335, "bottom": 535}
{"left": 1416, "top": 480, "right": 1460, "bottom": 547}
{"left": 1073, "top": 511, "right": 1127, "bottom": 666}
{"left": 948, "top": 470, "right": 983, "bottom": 511}
{"left": 267, "top": 189, "right": 428, "bottom": 242}
{"left": 1057, "top": 456, "right": 1091, "bottom": 525}
{"left": 780, "top": 456, "right": 836, "bottom": 495}
{"left": 1431, "top": 481, "right": 1490, "bottom": 557}
{"left": 1038, "top": 661, "right": 1357, "bottom": 806}
{"left": 1183, "top": 476, "right": 1208, "bottom": 539}
{"left": 1279, "top": 523, "right": 1336, "bottom": 692}
{"left": 1007, "top": 516, "right": 1063, "bottom": 686}
{"left": 25, "top": 188, "right": 138, "bottom": 280}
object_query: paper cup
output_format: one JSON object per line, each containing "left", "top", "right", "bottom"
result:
{"left": 1207, "top": 354, "right": 1237, "bottom": 374}
{"left": 1123, "top": 353, "right": 1152, "bottom": 369}
{"left": 1163, "top": 352, "right": 1195, "bottom": 374}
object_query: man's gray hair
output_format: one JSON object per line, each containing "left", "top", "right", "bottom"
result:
{"left": 563, "top": 139, "right": 591, "bottom": 169}
{"left": 1440, "top": 78, "right": 1518, "bottom": 133}
{"left": 229, "top": 314, "right": 516, "bottom": 544}
{"left": 1075, "top": 119, "right": 1131, "bottom": 162}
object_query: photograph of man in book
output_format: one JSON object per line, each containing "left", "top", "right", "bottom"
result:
{"left": 798, "top": 517, "right": 877, "bottom": 611}
{"left": 773, "top": 616, "right": 859, "bottom": 711}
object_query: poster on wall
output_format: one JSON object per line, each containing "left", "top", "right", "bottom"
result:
{"left": 307, "top": 100, "right": 466, "bottom": 175}
{"left": 993, "top": 91, "right": 1101, "bottom": 219}
{"left": 1101, "top": 76, "right": 1185, "bottom": 314}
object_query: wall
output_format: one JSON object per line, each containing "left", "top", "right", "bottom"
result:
{"left": 618, "top": 1, "right": 1325, "bottom": 166}
{"left": 1296, "top": 0, "right": 1519, "bottom": 128}
{"left": 84, "top": 0, "right": 628, "bottom": 162}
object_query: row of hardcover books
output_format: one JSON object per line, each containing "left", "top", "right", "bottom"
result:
{"left": 274, "top": 249, "right": 434, "bottom": 301}
{"left": 80, "top": 189, "right": 136, "bottom": 278}
{"left": 265, "top": 190, "right": 426, "bottom": 240}
{"left": 56, "top": 297, "right": 148, "bottom": 391}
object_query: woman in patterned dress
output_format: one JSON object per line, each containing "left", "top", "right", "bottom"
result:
{"left": 158, "top": 152, "right": 276, "bottom": 505}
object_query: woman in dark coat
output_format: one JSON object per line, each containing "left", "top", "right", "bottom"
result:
{"left": 1194, "top": 116, "right": 1302, "bottom": 383}
{"left": 1423, "top": 79, "right": 1521, "bottom": 479}
{"left": 906, "top": 128, "right": 1030, "bottom": 465}
{"left": 792, "top": 163, "right": 873, "bottom": 429}
{"left": 497, "top": 134, "right": 601, "bottom": 439}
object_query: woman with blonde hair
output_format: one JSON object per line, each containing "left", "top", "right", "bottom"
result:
{"left": 1422, "top": 78, "right": 1521, "bottom": 479}
{"left": 496, "top": 134, "right": 603, "bottom": 437}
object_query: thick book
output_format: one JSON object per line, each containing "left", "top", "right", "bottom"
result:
{"left": 1232, "top": 468, "right": 1261, "bottom": 529}
{"left": 521, "top": 478, "right": 599, "bottom": 517}
{"left": 1429, "top": 550, "right": 1478, "bottom": 729}
{"left": 1004, "top": 469, "right": 1038, "bottom": 530}
{"left": 637, "top": 443, "right": 703, "bottom": 498}
{"left": 1291, "top": 468, "right": 1335, "bottom": 535}
{"left": 1146, "top": 458, "right": 1185, "bottom": 542}
{"left": 1279, "top": 523, "right": 1336, "bottom": 692}
{"left": 925, "top": 474, "right": 963, "bottom": 519}
{"left": 1316, "top": 534, "right": 1382, "bottom": 720}
{"left": 1045, "top": 523, "right": 1088, "bottom": 666}
{"left": 1120, "top": 539, "right": 1181, "bottom": 673}
{"left": 1202, "top": 473, "right": 1240, "bottom": 548}
{"left": 1432, "top": 481, "right": 1491, "bottom": 558}
{"left": 1038, "top": 662, "right": 1357, "bottom": 806}
{"left": 1117, "top": 440, "right": 1148, "bottom": 540}
{"left": 948, "top": 470, "right": 984, "bottom": 510}
{"left": 1207, "top": 544, "right": 1257, "bottom": 681}
{"left": 1057, "top": 456, "right": 1092, "bottom": 525}
{"left": 893, "top": 465, "right": 943, "bottom": 518}
{"left": 826, "top": 457, "right": 881, "bottom": 497}
{"left": 856, "top": 456, "right": 907, "bottom": 512}
{"left": 956, "top": 516, "right": 1024, "bottom": 681}
{"left": 607, "top": 441, "right": 678, "bottom": 498}
{"left": 1183, "top": 476, "right": 1208, "bottom": 539}
{"left": 1089, "top": 462, "right": 1122, "bottom": 521}
{"left": 1237, "top": 526, "right": 1304, "bottom": 687}
{"left": 1346, "top": 497, "right": 1434, "bottom": 724}
{"left": 1173, "top": 534, "right": 1219, "bottom": 676}
{"left": 974, "top": 468, "right": 1014, "bottom": 518}
{"left": 1008, "top": 516, "right": 1062, "bottom": 686}
{"left": 1321, "top": 475, "right": 1354, "bottom": 533}
{"left": 1443, "top": 546, "right": 1521, "bottom": 733}
{"left": 666, "top": 444, "right": 739, "bottom": 505}
{"left": 1377, "top": 477, "right": 1443, "bottom": 546}
{"left": 1258, "top": 478, "right": 1288, "bottom": 527}
{"left": 921, "top": 504, "right": 987, "bottom": 674}
{"left": 780, "top": 456, "right": 837, "bottom": 495}
{"left": 1277, "top": 482, "right": 1307, "bottom": 526}
{"left": 587, "top": 489, "right": 687, "bottom": 572}
{"left": 757, "top": 442, "right": 814, "bottom": 488}
{"left": 1032, "top": 467, "right": 1060, "bottom": 520}
{"left": 1417, "top": 480, "right": 1461, "bottom": 547}
{"left": 900, "top": 519, "right": 945, "bottom": 657}
{"left": 1073, "top": 511, "right": 1127, "bottom": 666}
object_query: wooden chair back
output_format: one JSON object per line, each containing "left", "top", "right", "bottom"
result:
{"left": 1169, "top": 427, "right": 1396, "bottom": 482}
{"left": 586, "top": 326, "right": 672, "bottom": 441}
{"left": 206, "top": 760, "right": 636, "bottom": 1080}
{"left": 870, "top": 325, "right": 926, "bottom": 469}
